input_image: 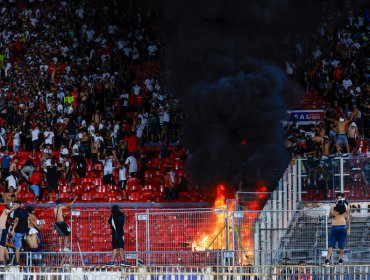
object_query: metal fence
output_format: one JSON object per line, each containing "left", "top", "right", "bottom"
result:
{"left": 20, "top": 160, "right": 370, "bottom": 268}
{"left": 29, "top": 205, "right": 369, "bottom": 267}
{"left": 135, "top": 208, "right": 228, "bottom": 251}
{"left": 296, "top": 155, "right": 370, "bottom": 200}
{"left": 1, "top": 265, "right": 370, "bottom": 280}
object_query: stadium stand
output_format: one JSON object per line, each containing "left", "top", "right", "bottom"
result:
{"left": 285, "top": 7, "right": 369, "bottom": 201}
{"left": 0, "top": 1, "right": 368, "bottom": 277}
{"left": 278, "top": 209, "right": 370, "bottom": 264}
{"left": 0, "top": 0, "right": 197, "bottom": 204}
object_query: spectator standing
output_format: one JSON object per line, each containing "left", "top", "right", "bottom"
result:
{"left": 20, "top": 159, "right": 34, "bottom": 183}
{"left": 29, "top": 168, "right": 43, "bottom": 201}
{"left": 10, "top": 200, "right": 28, "bottom": 266}
{"left": 347, "top": 122, "right": 360, "bottom": 154}
{"left": 107, "top": 205, "right": 127, "bottom": 266}
{"left": 125, "top": 154, "right": 138, "bottom": 177}
{"left": 45, "top": 157, "right": 59, "bottom": 203}
{"left": 43, "top": 127, "right": 55, "bottom": 149}
{"left": 31, "top": 126, "right": 40, "bottom": 157}
{"left": 13, "top": 129, "right": 21, "bottom": 152}
{"left": 328, "top": 117, "right": 352, "bottom": 155}
{"left": 53, "top": 197, "right": 77, "bottom": 252}
{"left": 102, "top": 153, "right": 115, "bottom": 185}
{"left": 0, "top": 200, "right": 15, "bottom": 266}
{"left": 324, "top": 192, "right": 350, "bottom": 266}
{"left": 5, "top": 172, "right": 18, "bottom": 193}
{"left": 25, "top": 207, "right": 40, "bottom": 251}
{"left": 62, "top": 156, "right": 72, "bottom": 189}
{"left": 164, "top": 167, "right": 176, "bottom": 200}
{"left": 118, "top": 163, "right": 127, "bottom": 200}
{"left": 0, "top": 149, "right": 14, "bottom": 180}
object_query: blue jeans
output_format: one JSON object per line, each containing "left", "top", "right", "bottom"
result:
{"left": 14, "top": 232, "right": 25, "bottom": 250}
{"left": 30, "top": 184, "right": 40, "bottom": 197}
{"left": 328, "top": 225, "right": 347, "bottom": 249}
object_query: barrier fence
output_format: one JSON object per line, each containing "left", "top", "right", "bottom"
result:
{"left": 24, "top": 206, "right": 369, "bottom": 267}
{"left": 13, "top": 161, "right": 369, "bottom": 267}
{"left": 296, "top": 155, "right": 370, "bottom": 200}
{"left": 1, "top": 265, "right": 370, "bottom": 279}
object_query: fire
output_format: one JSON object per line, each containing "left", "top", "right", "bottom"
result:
{"left": 191, "top": 182, "right": 266, "bottom": 260}
{"left": 192, "top": 184, "right": 227, "bottom": 251}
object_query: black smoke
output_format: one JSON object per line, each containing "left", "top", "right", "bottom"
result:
{"left": 159, "top": 0, "right": 359, "bottom": 190}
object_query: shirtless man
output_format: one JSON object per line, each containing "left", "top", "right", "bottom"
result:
{"left": 26, "top": 207, "right": 40, "bottom": 251}
{"left": 2, "top": 185, "right": 22, "bottom": 204}
{"left": 329, "top": 117, "right": 352, "bottom": 154}
{"left": 311, "top": 122, "right": 326, "bottom": 151}
{"left": 0, "top": 200, "right": 17, "bottom": 266}
{"left": 324, "top": 192, "right": 350, "bottom": 265}
{"left": 347, "top": 122, "right": 360, "bottom": 154}
{"left": 54, "top": 197, "right": 77, "bottom": 252}
{"left": 9, "top": 157, "right": 19, "bottom": 174}
{"left": 322, "top": 136, "right": 331, "bottom": 156}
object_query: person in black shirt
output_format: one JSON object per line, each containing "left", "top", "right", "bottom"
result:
{"left": 46, "top": 157, "right": 60, "bottom": 203}
{"left": 107, "top": 205, "right": 127, "bottom": 266}
{"left": 9, "top": 200, "right": 28, "bottom": 266}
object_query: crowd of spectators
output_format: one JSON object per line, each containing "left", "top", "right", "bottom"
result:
{"left": 0, "top": 0, "right": 186, "bottom": 203}
{"left": 285, "top": 8, "right": 369, "bottom": 159}
{"left": 283, "top": 8, "right": 369, "bottom": 198}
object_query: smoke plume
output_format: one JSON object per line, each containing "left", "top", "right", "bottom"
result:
{"left": 159, "top": 0, "right": 358, "bottom": 190}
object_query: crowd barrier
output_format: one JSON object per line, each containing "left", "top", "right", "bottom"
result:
{"left": 27, "top": 206, "right": 370, "bottom": 266}
{"left": 12, "top": 160, "right": 369, "bottom": 267}
{"left": 296, "top": 155, "right": 370, "bottom": 200}
{"left": 0, "top": 265, "right": 369, "bottom": 280}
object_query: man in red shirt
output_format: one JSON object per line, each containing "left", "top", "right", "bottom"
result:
{"left": 124, "top": 132, "right": 140, "bottom": 155}
{"left": 29, "top": 168, "right": 43, "bottom": 201}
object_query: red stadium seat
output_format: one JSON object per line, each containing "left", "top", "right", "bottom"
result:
{"left": 92, "top": 178, "right": 103, "bottom": 185}
{"left": 93, "top": 164, "right": 103, "bottom": 171}
{"left": 128, "top": 191, "right": 141, "bottom": 201}
{"left": 81, "top": 192, "right": 95, "bottom": 201}
{"left": 172, "top": 160, "right": 184, "bottom": 171}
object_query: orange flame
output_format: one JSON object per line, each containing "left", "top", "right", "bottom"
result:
{"left": 192, "top": 184, "right": 227, "bottom": 251}
{"left": 191, "top": 182, "right": 266, "bottom": 259}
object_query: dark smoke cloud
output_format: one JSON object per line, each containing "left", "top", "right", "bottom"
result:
{"left": 159, "top": 0, "right": 359, "bottom": 190}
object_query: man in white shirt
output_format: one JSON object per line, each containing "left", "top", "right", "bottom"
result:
{"left": 102, "top": 154, "right": 114, "bottom": 184}
{"left": 31, "top": 126, "right": 40, "bottom": 155}
{"left": 72, "top": 141, "right": 80, "bottom": 161}
{"left": 147, "top": 43, "right": 157, "bottom": 59}
{"left": 43, "top": 127, "right": 55, "bottom": 148}
{"left": 132, "top": 83, "right": 141, "bottom": 96}
{"left": 144, "top": 78, "right": 153, "bottom": 92}
{"left": 118, "top": 164, "right": 127, "bottom": 199}
{"left": 86, "top": 29, "right": 95, "bottom": 43}
{"left": 125, "top": 154, "right": 138, "bottom": 177}
{"left": 5, "top": 173, "right": 17, "bottom": 192}
{"left": 43, "top": 145, "right": 52, "bottom": 157}
{"left": 13, "top": 130, "right": 22, "bottom": 152}
{"left": 342, "top": 77, "right": 352, "bottom": 90}
{"left": 59, "top": 144, "right": 69, "bottom": 163}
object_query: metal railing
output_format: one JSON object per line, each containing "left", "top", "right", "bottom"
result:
{"left": 11, "top": 160, "right": 369, "bottom": 268}
{"left": 1, "top": 265, "right": 369, "bottom": 279}
{"left": 295, "top": 154, "right": 370, "bottom": 200}
{"left": 29, "top": 203, "right": 370, "bottom": 267}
